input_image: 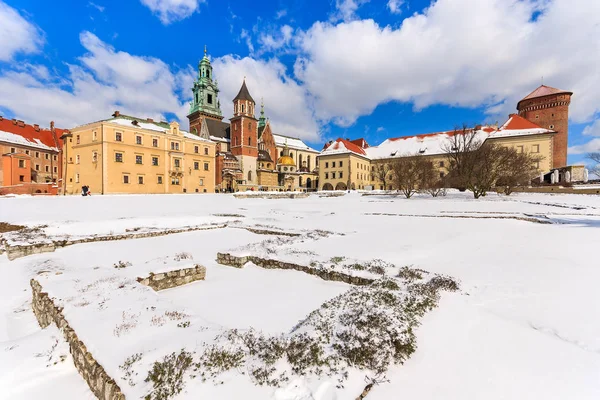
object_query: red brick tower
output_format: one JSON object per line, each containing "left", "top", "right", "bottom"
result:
{"left": 230, "top": 79, "right": 258, "bottom": 158}
{"left": 517, "top": 85, "right": 573, "bottom": 168}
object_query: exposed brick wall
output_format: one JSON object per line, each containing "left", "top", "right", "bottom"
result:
{"left": 518, "top": 93, "right": 571, "bottom": 168}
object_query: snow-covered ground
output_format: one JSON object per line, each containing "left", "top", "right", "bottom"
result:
{"left": 1, "top": 191, "right": 599, "bottom": 400}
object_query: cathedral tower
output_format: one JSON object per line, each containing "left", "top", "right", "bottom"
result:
{"left": 230, "top": 79, "right": 258, "bottom": 183}
{"left": 517, "top": 85, "right": 572, "bottom": 168}
{"left": 187, "top": 46, "right": 223, "bottom": 135}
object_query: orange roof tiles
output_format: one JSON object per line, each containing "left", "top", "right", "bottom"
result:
{"left": 519, "top": 85, "right": 572, "bottom": 102}
{"left": 0, "top": 117, "right": 65, "bottom": 151}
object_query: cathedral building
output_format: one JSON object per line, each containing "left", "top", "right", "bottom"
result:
{"left": 187, "top": 49, "right": 319, "bottom": 192}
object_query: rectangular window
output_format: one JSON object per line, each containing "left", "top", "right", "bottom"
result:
{"left": 171, "top": 142, "right": 175, "bottom": 150}
{"left": 157, "top": 176, "right": 163, "bottom": 184}
{"left": 136, "top": 135, "right": 142, "bottom": 145}
{"left": 332, "top": 161, "right": 336, "bottom": 168}
{"left": 339, "top": 172, "right": 343, "bottom": 178}
{"left": 75, "top": 173, "right": 80, "bottom": 183}
{"left": 76, "top": 135, "right": 80, "bottom": 145}
{"left": 92, "top": 131, "right": 97, "bottom": 141}
{"left": 123, "top": 175, "right": 130, "bottom": 184}
{"left": 18, "top": 159, "right": 25, "bottom": 168}
{"left": 152, "top": 138, "right": 158, "bottom": 147}
{"left": 75, "top": 155, "right": 80, "bottom": 164}
{"left": 115, "top": 153, "right": 123, "bottom": 162}
{"left": 138, "top": 176, "right": 144, "bottom": 184}
{"left": 535, "top": 161, "right": 540, "bottom": 169}
{"left": 204, "top": 147, "right": 209, "bottom": 155}
{"left": 35, "top": 151, "right": 40, "bottom": 158}
{"left": 194, "top": 146, "right": 199, "bottom": 154}
{"left": 25, "top": 150, "right": 30, "bottom": 155}
{"left": 194, "top": 162, "right": 199, "bottom": 170}
{"left": 45, "top": 165, "right": 49, "bottom": 172}
{"left": 53, "top": 155, "right": 57, "bottom": 161}
{"left": 199, "top": 178, "right": 204, "bottom": 186}
{"left": 517, "top": 145, "right": 524, "bottom": 153}
{"left": 339, "top": 161, "right": 343, "bottom": 167}
{"left": 174, "top": 159, "right": 181, "bottom": 168}
{"left": 171, "top": 178, "right": 180, "bottom": 185}
{"left": 532, "top": 144, "right": 540, "bottom": 153}
{"left": 10, "top": 147, "right": 16, "bottom": 153}
{"left": 440, "top": 172, "right": 445, "bottom": 178}
{"left": 325, "top": 162, "right": 329, "bottom": 168}
{"left": 152, "top": 157, "right": 159, "bottom": 166}
{"left": 204, "top": 162, "right": 209, "bottom": 171}
{"left": 207, "top": 94, "right": 213, "bottom": 104}
{"left": 135, "top": 155, "right": 143, "bottom": 164}
{"left": 53, "top": 166, "right": 57, "bottom": 173}
{"left": 115, "top": 132, "right": 122, "bottom": 142}
{"left": 332, "top": 172, "right": 336, "bottom": 179}
{"left": 35, "top": 164, "right": 40, "bottom": 171}
{"left": 45, "top": 153, "right": 49, "bottom": 160}
{"left": 325, "top": 172, "right": 329, "bottom": 179}
{"left": 19, "top": 175, "right": 24, "bottom": 182}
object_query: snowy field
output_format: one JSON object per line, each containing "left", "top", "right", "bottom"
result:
{"left": 1, "top": 191, "right": 600, "bottom": 400}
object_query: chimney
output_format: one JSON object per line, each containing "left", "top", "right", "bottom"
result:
{"left": 0, "top": 115, "right": 3, "bottom": 121}
{"left": 475, "top": 124, "right": 482, "bottom": 130}
{"left": 147, "top": 118, "right": 154, "bottom": 123}
{"left": 113, "top": 110, "right": 120, "bottom": 117}
{"left": 34, "top": 124, "right": 40, "bottom": 131}
{"left": 50, "top": 121, "right": 55, "bottom": 131}
{"left": 17, "top": 120, "right": 25, "bottom": 127}
{"left": 12, "top": 118, "right": 17, "bottom": 125}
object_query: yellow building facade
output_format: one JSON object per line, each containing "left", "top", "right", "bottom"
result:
{"left": 63, "top": 113, "right": 216, "bottom": 195}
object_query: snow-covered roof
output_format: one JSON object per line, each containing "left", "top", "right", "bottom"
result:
{"left": 273, "top": 134, "right": 319, "bottom": 153}
{"left": 488, "top": 114, "right": 554, "bottom": 139}
{"left": 321, "top": 138, "right": 369, "bottom": 157}
{"left": 0, "top": 129, "right": 58, "bottom": 151}
{"left": 105, "top": 117, "right": 212, "bottom": 143}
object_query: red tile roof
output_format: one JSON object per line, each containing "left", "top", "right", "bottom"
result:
{"left": 323, "top": 138, "right": 368, "bottom": 156}
{"left": 501, "top": 114, "right": 547, "bottom": 131}
{"left": 349, "top": 138, "right": 369, "bottom": 148}
{"left": 519, "top": 85, "right": 572, "bottom": 102}
{"left": 0, "top": 117, "right": 66, "bottom": 151}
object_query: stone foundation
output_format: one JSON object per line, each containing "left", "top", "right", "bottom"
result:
{"left": 30, "top": 279, "right": 125, "bottom": 400}
{"left": 5, "top": 224, "right": 225, "bottom": 261}
{"left": 233, "top": 192, "right": 310, "bottom": 199}
{"left": 137, "top": 265, "right": 206, "bottom": 291}
{"left": 216, "top": 253, "right": 374, "bottom": 286}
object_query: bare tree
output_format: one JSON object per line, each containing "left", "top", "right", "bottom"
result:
{"left": 588, "top": 153, "right": 600, "bottom": 178}
{"left": 389, "top": 156, "right": 432, "bottom": 198}
{"left": 496, "top": 149, "right": 543, "bottom": 195}
{"left": 372, "top": 163, "right": 391, "bottom": 190}
{"left": 443, "top": 125, "right": 484, "bottom": 193}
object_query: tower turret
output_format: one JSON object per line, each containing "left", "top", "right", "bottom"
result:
{"left": 187, "top": 46, "right": 223, "bottom": 135}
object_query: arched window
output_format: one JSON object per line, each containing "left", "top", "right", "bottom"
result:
{"left": 290, "top": 152, "right": 294, "bottom": 159}
{"left": 248, "top": 170, "right": 252, "bottom": 181}
{"left": 307, "top": 156, "right": 311, "bottom": 171}
{"left": 248, "top": 137, "right": 252, "bottom": 146}
{"left": 235, "top": 104, "right": 238, "bottom": 113}
{"left": 242, "top": 104, "right": 245, "bottom": 113}
{"left": 299, "top": 154, "right": 303, "bottom": 168}
{"left": 280, "top": 151, "right": 283, "bottom": 157}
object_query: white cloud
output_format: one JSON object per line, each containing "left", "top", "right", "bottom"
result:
{"left": 0, "top": 1, "right": 44, "bottom": 61}
{"left": 331, "top": 0, "right": 370, "bottom": 22}
{"left": 211, "top": 55, "right": 319, "bottom": 141}
{"left": 139, "top": 0, "right": 204, "bottom": 24}
{"left": 258, "top": 25, "right": 294, "bottom": 53}
{"left": 568, "top": 139, "right": 600, "bottom": 155}
{"left": 387, "top": 0, "right": 404, "bottom": 14}
{"left": 376, "top": 126, "right": 385, "bottom": 132}
{"left": 0, "top": 32, "right": 192, "bottom": 128}
{"left": 88, "top": 2, "right": 105, "bottom": 12}
{"left": 275, "top": 9, "right": 287, "bottom": 20}
{"left": 582, "top": 119, "right": 600, "bottom": 137}
{"left": 240, "top": 29, "right": 255, "bottom": 53}
{"left": 295, "top": 0, "right": 600, "bottom": 127}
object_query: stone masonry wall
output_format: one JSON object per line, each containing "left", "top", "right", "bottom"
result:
{"left": 216, "top": 253, "right": 374, "bottom": 286}
{"left": 137, "top": 265, "right": 206, "bottom": 291}
{"left": 30, "top": 279, "right": 125, "bottom": 400}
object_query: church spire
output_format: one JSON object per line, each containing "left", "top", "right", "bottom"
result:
{"left": 258, "top": 98, "right": 266, "bottom": 129}
{"left": 187, "top": 47, "right": 223, "bottom": 125}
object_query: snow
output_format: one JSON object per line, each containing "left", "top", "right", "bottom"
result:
{"left": 0, "top": 129, "right": 59, "bottom": 151}
{"left": 1, "top": 191, "right": 600, "bottom": 399}
{"left": 273, "top": 134, "right": 319, "bottom": 153}
{"left": 106, "top": 118, "right": 212, "bottom": 143}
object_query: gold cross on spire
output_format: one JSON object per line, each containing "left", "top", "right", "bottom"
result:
{"left": 204, "top": 45, "right": 207, "bottom": 54}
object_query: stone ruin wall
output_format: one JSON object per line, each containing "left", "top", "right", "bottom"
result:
{"left": 136, "top": 265, "right": 206, "bottom": 291}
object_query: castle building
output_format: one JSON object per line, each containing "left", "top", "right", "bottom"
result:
{"left": 317, "top": 84, "right": 571, "bottom": 191}
{"left": 62, "top": 112, "right": 216, "bottom": 195}
{"left": 0, "top": 117, "right": 66, "bottom": 195}
{"left": 188, "top": 49, "right": 319, "bottom": 192}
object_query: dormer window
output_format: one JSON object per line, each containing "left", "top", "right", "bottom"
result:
{"left": 390, "top": 151, "right": 398, "bottom": 156}
{"left": 419, "top": 148, "right": 426, "bottom": 154}
{"left": 132, "top": 120, "right": 138, "bottom": 126}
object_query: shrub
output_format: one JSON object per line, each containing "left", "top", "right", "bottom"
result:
{"left": 144, "top": 350, "right": 193, "bottom": 400}
{"left": 114, "top": 261, "right": 132, "bottom": 269}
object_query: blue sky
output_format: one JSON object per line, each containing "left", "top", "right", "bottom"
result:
{"left": 0, "top": 0, "right": 599, "bottom": 166}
